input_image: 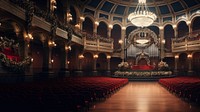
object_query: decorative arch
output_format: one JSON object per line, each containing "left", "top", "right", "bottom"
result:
{"left": 191, "top": 16, "right": 200, "bottom": 31}
{"left": 82, "top": 17, "right": 94, "bottom": 35}
{"left": 96, "top": 53, "right": 107, "bottom": 70}
{"left": 97, "top": 21, "right": 108, "bottom": 38}
{"left": 82, "top": 52, "right": 93, "bottom": 70}
{"left": 164, "top": 24, "right": 174, "bottom": 51}
{"left": 111, "top": 24, "right": 121, "bottom": 50}
{"left": 177, "top": 21, "right": 189, "bottom": 38}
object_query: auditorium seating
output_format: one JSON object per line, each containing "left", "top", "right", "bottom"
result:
{"left": 0, "top": 76, "right": 128, "bottom": 112}
{"left": 159, "top": 76, "right": 200, "bottom": 103}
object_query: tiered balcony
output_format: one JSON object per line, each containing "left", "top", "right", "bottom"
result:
{"left": 83, "top": 33, "right": 113, "bottom": 53}
{"left": 172, "top": 30, "right": 200, "bottom": 52}
{"left": 1, "top": 0, "right": 114, "bottom": 53}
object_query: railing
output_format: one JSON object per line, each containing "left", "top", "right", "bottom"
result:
{"left": 8, "top": 0, "right": 114, "bottom": 53}
{"left": 172, "top": 30, "right": 200, "bottom": 52}
{"left": 83, "top": 32, "right": 113, "bottom": 52}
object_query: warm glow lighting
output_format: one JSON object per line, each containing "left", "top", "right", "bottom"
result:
{"left": 128, "top": 0, "right": 157, "bottom": 27}
{"left": 109, "top": 24, "right": 113, "bottom": 29}
{"left": 65, "top": 46, "right": 71, "bottom": 50}
{"left": 175, "top": 55, "right": 179, "bottom": 59}
{"left": 173, "top": 25, "right": 177, "bottom": 29}
{"left": 107, "top": 55, "right": 111, "bottom": 59}
{"left": 51, "top": 59, "right": 54, "bottom": 63}
{"left": 186, "top": 20, "right": 191, "bottom": 25}
{"left": 188, "top": 54, "right": 192, "bottom": 58}
{"left": 95, "top": 21, "right": 99, "bottom": 26}
{"left": 75, "top": 24, "right": 80, "bottom": 29}
{"left": 67, "top": 12, "right": 72, "bottom": 22}
{"left": 93, "top": 54, "right": 98, "bottom": 59}
{"left": 136, "top": 39, "right": 149, "bottom": 44}
{"left": 122, "top": 26, "right": 126, "bottom": 30}
{"left": 31, "top": 58, "right": 33, "bottom": 62}
{"left": 159, "top": 26, "right": 164, "bottom": 30}
{"left": 79, "top": 54, "right": 84, "bottom": 59}
{"left": 119, "top": 40, "right": 123, "bottom": 44}
{"left": 162, "top": 39, "right": 165, "bottom": 44}
{"left": 80, "top": 16, "right": 85, "bottom": 21}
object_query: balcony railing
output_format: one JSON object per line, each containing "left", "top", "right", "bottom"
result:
{"left": 83, "top": 32, "right": 113, "bottom": 52}
{"left": 172, "top": 30, "right": 200, "bottom": 52}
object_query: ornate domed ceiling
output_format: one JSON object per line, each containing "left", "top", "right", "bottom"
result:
{"left": 76, "top": 0, "right": 200, "bottom": 23}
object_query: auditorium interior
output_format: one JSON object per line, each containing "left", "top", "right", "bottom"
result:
{"left": 0, "top": 0, "right": 200, "bottom": 111}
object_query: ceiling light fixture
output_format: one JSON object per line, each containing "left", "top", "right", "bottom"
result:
{"left": 128, "top": 0, "right": 157, "bottom": 27}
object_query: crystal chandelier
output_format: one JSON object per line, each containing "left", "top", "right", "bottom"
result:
{"left": 135, "top": 31, "right": 149, "bottom": 44}
{"left": 128, "top": 0, "right": 157, "bottom": 27}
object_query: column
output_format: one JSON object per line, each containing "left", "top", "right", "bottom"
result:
{"left": 187, "top": 21, "right": 192, "bottom": 36}
{"left": 94, "top": 21, "right": 99, "bottom": 34}
{"left": 159, "top": 27, "right": 165, "bottom": 60}
{"left": 108, "top": 24, "right": 113, "bottom": 38}
{"left": 174, "top": 55, "right": 179, "bottom": 75}
{"left": 106, "top": 55, "right": 111, "bottom": 75}
{"left": 187, "top": 54, "right": 193, "bottom": 75}
{"left": 42, "top": 40, "right": 52, "bottom": 74}
{"left": 121, "top": 28, "right": 126, "bottom": 62}
{"left": 173, "top": 25, "right": 178, "bottom": 38}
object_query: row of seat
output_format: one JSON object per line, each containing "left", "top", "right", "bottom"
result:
{"left": 0, "top": 76, "right": 128, "bottom": 112}
{"left": 159, "top": 76, "right": 200, "bottom": 103}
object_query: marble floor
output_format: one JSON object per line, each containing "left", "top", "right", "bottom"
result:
{"left": 90, "top": 82, "right": 200, "bottom": 112}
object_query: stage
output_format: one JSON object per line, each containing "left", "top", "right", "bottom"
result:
{"left": 113, "top": 70, "right": 173, "bottom": 81}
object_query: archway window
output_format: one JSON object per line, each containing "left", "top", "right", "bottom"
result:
{"left": 82, "top": 17, "right": 94, "bottom": 35}
{"left": 97, "top": 21, "right": 108, "bottom": 38}
{"left": 177, "top": 21, "right": 189, "bottom": 38}
{"left": 111, "top": 24, "right": 121, "bottom": 50}
{"left": 192, "top": 17, "right": 200, "bottom": 31}
{"left": 164, "top": 25, "right": 174, "bottom": 52}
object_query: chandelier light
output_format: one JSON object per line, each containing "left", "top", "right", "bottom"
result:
{"left": 135, "top": 32, "right": 149, "bottom": 44}
{"left": 128, "top": 0, "right": 157, "bottom": 27}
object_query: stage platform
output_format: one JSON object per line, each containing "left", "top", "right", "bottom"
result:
{"left": 113, "top": 70, "right": 174, "bottom": 81}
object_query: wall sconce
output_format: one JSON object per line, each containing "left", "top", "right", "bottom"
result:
{"left": 107, "top": 55, "right": 111, "bottom": 59}
{"left": 75, "top": 24, "right": 80, "bottom": 29}
{"left": 118, "top": 39, "right": 123, "bottom": 44}
{"left": 25, "top": 33, "right": 34, "bottom": 40}
{"left": 162, "top": 39, "right": 165, "bottom": 44}
{"left": 49, "top": 41, "right": 57, "bottom": 47}
{"left": 80, "top": 16, "right": 85, "bottom": 21}
{"left": 51, "top": 0, "right": 57, "bottom": 11}
{"left": 172, "top": 25, "right": 177, "bottom": 29}
{"left": 186, "top": 20, "right": 191, "bottom": 25}
{"left": 95, "top": 21, "right": 99, "bottom": 26}
{"left": 93, "top": 54, "right": 98, "bottom": 59}
{"left": 175, "top": 55, "right": 179, "bottom": 59}
{"left": 65, "top": 46, "right": 71, "bottom": 51}
{"left": 67, "top": 12, "right": 72, "bottom": 22}
{"left": 159, "top": 26, "right": 164, "bottom": 30}
{"left": 187, "top": 54, "right": 192, "bottom": 58}
{"left": 122, "top": 26, "right": 126, "bottom": 30}
{"left": 109, "top": 24, "right": 113, "bottom": 29}
{"left": 31, "top": 58, "right": 34, "bottom": 62}
{"left": 79, "top": 54, "right": 84, "bottom": 59}
{"left": 51, "top": 59, "right": 54, "bottom": 63}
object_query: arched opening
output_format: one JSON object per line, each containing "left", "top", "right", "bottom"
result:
{"left": 82, "top": 17, "right": 94, "bottom": 35}
{"left": 82, "top": 52, "right": 93, "bottom": 71}
{"left": 164, "top": 24, "right": 174, "bottom": 52}
{"left": 110, "top": 57, "right": 122, "bottom": 71}
{"left": 111, "top": 24, "right": 121, "bottom": 50}
{"left": 96, "top": 53, "right": 107, "bottom": 71}
{"left": 30, "top": 38, "right": 44, "bottom": 74}
{"left": 178, "top": 53, "right": 188, "bottom": 75}
{"left": 148, "top": 26, "right": 159, "bottom": 36}
{"left": 69, "top": 6, "right": 77, "bottom": 25}
{"left": 177, "top": 21, "right": 189, "bottom": 38}
{"left": 192, "top": 16, "right": 200, "bottom": 31}
{"left": 97, "top": 21, "right": 108, "bottom": 38}
{"left": 192, "top": 52, "right": 200, "bottom": 75}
